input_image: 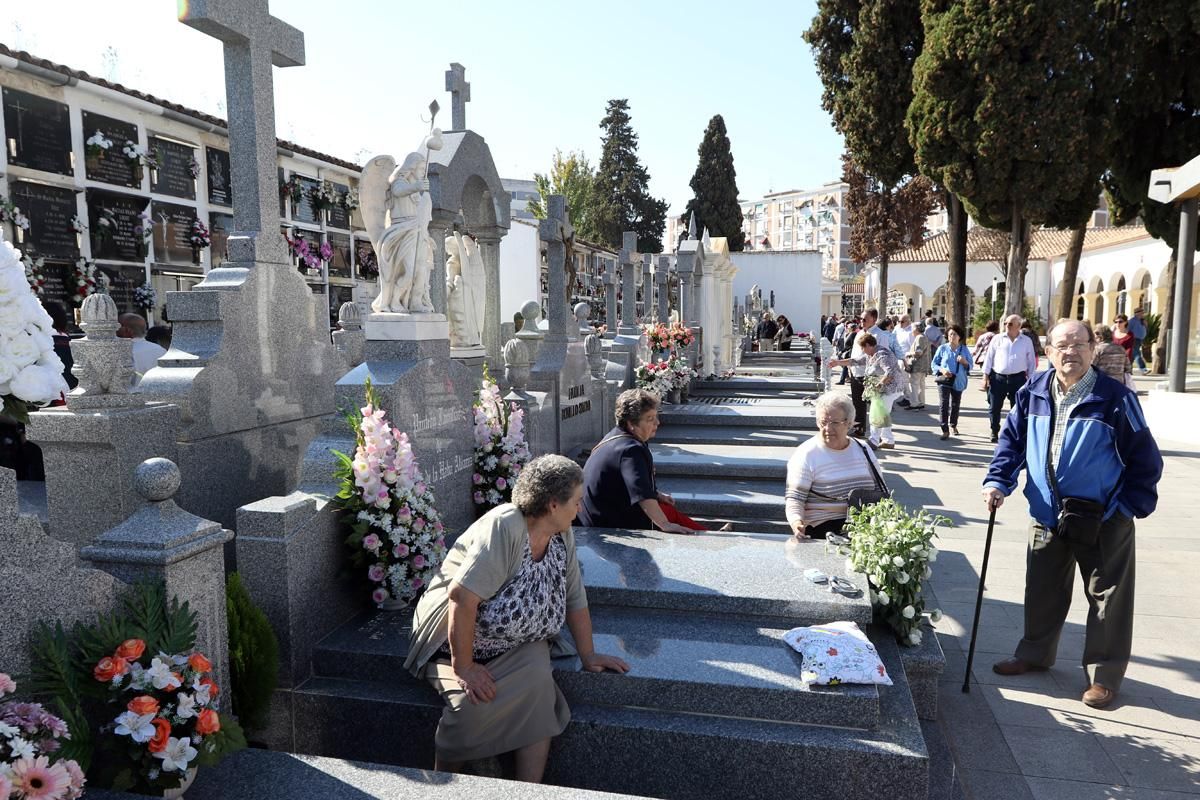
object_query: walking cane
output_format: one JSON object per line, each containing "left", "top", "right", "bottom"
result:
{"left": 962, "top": 502, "right": 998, "bottom": 693}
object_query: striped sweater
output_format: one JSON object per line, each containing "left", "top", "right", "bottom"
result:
{"left": 785, "top": 438, "right": 883, "bottom": 527}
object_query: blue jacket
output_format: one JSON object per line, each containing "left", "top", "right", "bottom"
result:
{"left": 984, "top": 367, "right": 1162, "bottom": 528}
{"left": 931, "top": 343, "right": 971, "bottom": 393}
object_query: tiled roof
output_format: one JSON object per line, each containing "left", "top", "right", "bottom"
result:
{"left": 888, "top": 224, "right": 1153, "bottom": 264}
{"left": 0, "top": 43, "right": 362, "bottom": 173}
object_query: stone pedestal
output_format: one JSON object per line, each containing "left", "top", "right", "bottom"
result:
{"left": 80, "top": 458, "right": 233, "bottom": 710}
{"left": 365, "top": 312, "right": 450, "bottom": 341}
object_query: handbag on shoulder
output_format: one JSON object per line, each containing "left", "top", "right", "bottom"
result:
{"left": 846, "top": 440, "right": 889, "bottom": 509}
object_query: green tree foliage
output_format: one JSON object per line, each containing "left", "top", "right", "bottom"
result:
{"left": 226, "top": 572, "right": 280, "bottom": 732}
{"left": 589, "top": 99, "right": 669, "bottom": 253}
{"left": 684, "top": 115, "right": 745, "bottom": 251}
{"left": 907, "top": 0, "right": 1110, "bottom": 316}
{"left": 843, "top": 153, "right": 937, "bottom": 310}
{"left": 971, "top": 287, "right": 1043, "bottom": 337}
{"left": 527, "top": 149, "right": 601, "bottom": 244}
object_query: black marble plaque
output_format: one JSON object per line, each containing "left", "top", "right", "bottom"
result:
{"left": 87, "top": 189, "right": 148, "bottom": 262}
{"left": 151, "top": 201, "right": 199, "bottom": 264}
{"left": 10, "top": 181, "right": 79, "bottom": 260}
{"left": 326, "top": 182, "right": 350, "bottom": 229}
{"left": 210, "top": 212, "right": 234, "bottom": 268}
{"left": 326, "top": 232, "right": 352, "bottom": 279}
{"left": 149, "top": 136, "right": 197, "bottom": 200}
{"left": 82, "top": 111, "right": 141, "bottom": 188}
{"left": 37, "top": 261, "right": 73, "bottom": 307}
{"left": 355, "top": 239, "right": 378, "bottom": 282}
{"left": 3, "top": 88, "right": 73, "bottom": 176}
{"left": 95, "top": 264, "right": 144, "bottom": 314}
{"left": 291, "top": 175, "right": 320, "bottom": 224}
{"left": 207, "top": 148, "right": 232, "bottom": 207}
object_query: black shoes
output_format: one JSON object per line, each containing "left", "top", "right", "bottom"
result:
{"left": 990, "top": 433, "right": 999, "bottom": 443}
{"left": 940, "top": 429, "right": 950, "bottom": 441}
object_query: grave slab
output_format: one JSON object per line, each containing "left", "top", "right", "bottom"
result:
{"left": 650, "top": 424, "right": 811, "bottom": 447}
{"left": 652, "top": 475, "right": 788, "bottom": 522}
{"left": 657, "top": 401, "right": 816, "bottom": 429}
{"left": 649, "top": 442, "right": 794, "bottom": 479}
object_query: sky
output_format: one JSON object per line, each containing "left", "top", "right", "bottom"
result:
{"left": 3, "top": 0, "right": 846, "bottom": 215}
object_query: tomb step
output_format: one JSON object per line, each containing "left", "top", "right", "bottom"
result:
{"left": 657, "top": 402, "right": 816, "bottom": 429}
{"left": 687, "top": 388, "right": 818, "bottom": 400}
{"left": 653, "top": 475, "right": 789, "bottom": 521}
{"left": 310, "top": 606, "right": 881, "bottom": 729}
{"left": 292, "top": 626, "right": 928, "bottom": 800}
{"left": 650, "top": 442, "right": 792, "bottom": 479}
{"left": 693, "top": 517, "right": 794, "bottom": 536}
{"left": 650, "top": 424, "right": 812, "bottom": 447}
{"left": 574, "top": 527, "right": 872, "bottom": 625}
{"left": 694, "top": 377, "right": 821, "bottom": 392}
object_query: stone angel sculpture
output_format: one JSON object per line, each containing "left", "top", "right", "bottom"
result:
{"left": 359, "top": 129, "right": 444, "bottom": 314}
{"left": 445, "top": 231, "right": 486, "bottom": 349}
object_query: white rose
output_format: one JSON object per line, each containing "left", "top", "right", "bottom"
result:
{"left": 0, "top": 357, "right": 16, "bottom": 385}
{"left": 10, "top": 362, "right": 67, "bottom": 405}
{"left": 902, "top": 605, "right": 916, "bottom": 619}
{"left": 892, "top": 555, "right": 905, "bottom": 567}
{"left": 927, "top": 547, "right": 938, "bottom": 563}
{"left": 929, "top": 609, "right": 943, "bottom": 623}
{"left": 0, "top": 299, "right": 21, "bottom": 329}
{"left": 1, "top": 330, "right": 42, "bottom": 370}
{"left": 0, "top": 266, "right": 29, "bottom": 303}
{"left": 877, "top": 590, "right": 890, "bottom": 606}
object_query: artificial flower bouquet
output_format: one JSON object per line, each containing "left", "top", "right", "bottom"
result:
{"left": 667, "top": 353, "right": 696, "bottom": 391}
{"left": 635, "top": 360, "right": 674, "bottom": 398}
{"left": 0, "top": 196, "right": 29, "bottom": 233}
{"left": 668, "top": 322, "right": 694, "bottom": 350}
{"left": 71, "top": 259, "right": 98, "bottom": 307}
{"left": 835, "top": 499, "right": 947, "bottom": 646}
{"left": 133, "top": 282, "right": 156, "bottom": 311}
{"left": 641, "top": 322, "right": 670, "bottom": 354}
{"left": 85, "top": 131, "right": 113, "bottom": 160}
{"left": 472, "top": 365, "right": 531, "bottom": 513}
{"left": 0, "top": 231, "right": 69, "bottom": 424}
{"left": 334, "top": 380, "right": 448, "bottom": 608}
{"left": 27, "top": 583, "right": 245, "bottom": 795}
{"left": 187, "top": 220, "right": 211, "bottom": 250}
{"left": 0, "top": 674, "right": 86, "bottom": 800}
{"left": 341, "top": 188, "right": 360, "bottom": 212}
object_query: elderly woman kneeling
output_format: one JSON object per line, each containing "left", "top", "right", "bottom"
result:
{"left": 785, "top": 392, "right": 886, "bottom": 540}
{"left": 405, "top": 455, "right": 629, "bottom": 782}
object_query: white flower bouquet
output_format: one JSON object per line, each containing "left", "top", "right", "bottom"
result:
{"left": 334, "top": 380, "right": 448, "bottom": 607}
{"left": 472, "top": 365, "right": 531, "bottom": 513}
{"left": 0, "top": 231, "right": 68, "bottom": 423}
{"left": 71, "top": 259, "right": 97, "bottom": 307}
{"left": 833, "top": 498, "right": 948, "bottom": 646}
{"left": 133, "top": 282, "right": 156, "bottom": 311}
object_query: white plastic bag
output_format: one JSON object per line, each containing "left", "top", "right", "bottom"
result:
{"left": 782, "top": 620, "right": 893, "bottom": 687}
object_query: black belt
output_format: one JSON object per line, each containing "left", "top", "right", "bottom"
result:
{"left": 990, "top": 371, "right": 1026, "bottom": 380}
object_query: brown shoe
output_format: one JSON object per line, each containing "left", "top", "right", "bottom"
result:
{"left": 1082, "top": 683, "right": 1115, "bottom": 709}
{"left": 992, "top": 657, "right": 1047, "bottom": 676}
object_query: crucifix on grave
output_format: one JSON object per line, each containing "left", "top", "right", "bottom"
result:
{"left": 619, "top": 231, "right": 639, "bottom": 336}
{"left": 538, "top": 195, "right": 574, "bottom": 342}
{"left": 445, "top": 63, "right": 471, "bottom": 131}
{"left": 180, "top": 0, "right": 305, "bottom": 267}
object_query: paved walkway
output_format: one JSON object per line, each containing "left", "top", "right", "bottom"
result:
{"left": 860, "top": 372, "right": 1200, "bottom": 799}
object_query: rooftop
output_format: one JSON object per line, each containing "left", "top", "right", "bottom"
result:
{"left": 888, "top": 224, "right": 1153, "bottom": 264}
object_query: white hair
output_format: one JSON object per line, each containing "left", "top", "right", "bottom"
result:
{"left": 815, "top": 391, "right": 856, "bottom": 426}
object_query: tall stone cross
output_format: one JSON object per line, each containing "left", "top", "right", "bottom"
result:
{"left": 180, "top": 0, "right": 304, "bottom": 267}
{"left": 445, "top": 63, "right": 471, "bottom": 131}
{"left": 656, "top": 256, "right": 671, "bottom": 323}
{"left": 619, "top": 231, "right": 639, "bottom": 335}
{"left": 603, "top": 257, "right": 618, "bottom": 331}
{"left": 641, "top": 254, "right": 653, "bottom": 322}
{"left": 539, "top": 195, "right": 574, "bottom": 339}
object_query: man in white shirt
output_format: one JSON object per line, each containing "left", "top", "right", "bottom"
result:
{"left": 922, "top": 311, "right": 943, "bottom": 349}
{"left": 982, "top": 313, "right": 1038, "bottom": 442}
{"left": 118, "top": 313, "right": 167, "bottom": 384}
{"left": 893, "top": 315, "right": 914, "bottom": 407}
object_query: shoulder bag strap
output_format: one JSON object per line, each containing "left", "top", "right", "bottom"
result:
{"left": 854, "top": 440, "right": 888, "bottom": 493}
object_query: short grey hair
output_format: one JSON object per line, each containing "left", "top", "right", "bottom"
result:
{"left": 1094, "top": 324, "right": 1114, "bottom": 343}
{"left": 512, "top": 454, "right": 583, "bottom": 518}
{"left": 814, "top": 391, "right": 856, "bottom": 427}
{"left": 615, "top": 388, "right": 659, "bottom": 430}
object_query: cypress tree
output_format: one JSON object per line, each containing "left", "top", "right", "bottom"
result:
{"left": 684, "top": 115, "right": 745, "bottom": 251}
{"left": 589, "top": 99, "right": 669, "bottom": 253}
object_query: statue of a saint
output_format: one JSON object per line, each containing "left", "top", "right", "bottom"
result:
{"left": 445, "top": 231, "right": 486, "bottom": 348}
{"left": 359, "top": 130, "right": 443, "bottom": 314}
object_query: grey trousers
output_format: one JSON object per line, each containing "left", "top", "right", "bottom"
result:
{"left": 1015, "top": 514, "right": 1136, "bottom": 691}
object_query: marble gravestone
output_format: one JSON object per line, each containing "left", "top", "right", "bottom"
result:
{"left": 528, "top": 196, "right": 604, "bottom": 456}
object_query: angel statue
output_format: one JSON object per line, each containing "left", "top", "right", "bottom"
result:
{"left": 359, "top": 129, "right": 444, "bottom": 314}
{"left": 445, "top": 231, "right": 486, "bottom": 348}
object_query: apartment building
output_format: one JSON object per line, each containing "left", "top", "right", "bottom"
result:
{"left": 739, "top": 181, "right": 854, "bottom": 279}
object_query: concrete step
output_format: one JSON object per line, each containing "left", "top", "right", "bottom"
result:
{"left": 310, "top": 606, "right": 880, "bottom": 729}
{"left": 650, "top": 442, "right": 793, "bottom": 479}
{"left": 651, "top": 424, "right": 812, "bottom": 447}
{"left": 657, "top": 401, "right": 816, "bottom": 429}
{"left": 693, "top": 378, "right": 821, "bottom": 392}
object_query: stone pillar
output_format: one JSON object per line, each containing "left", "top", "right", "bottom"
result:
{"left": 619, "top": 232, "right": 639, "bottom": 335}
{"left": 539, "top": 196, "right": 573, "bottom": 347}
{"left": 641, "top": 254, "right": 653, "bottom": 323}
{"left": 476, "top": 228, "right": 504, "bottom": 365}
{"left": 80, "top": 458, "right": 233, "bottom": 710}
{"left": 604, "top": 257, "right": 618, "bottom": 334}
{"left": 331, "top": 301, "right": 365, "bottom": 367}
{"left": 1168, "top": 197, "right": 1198, "bottom": 392}
{"left": 428, "top": 212, "right": 454, "bottom": 316}
{"left": 675, "top": 241, "right": 700, "bottom": 327}
{"left": 656, "top": 256, "right": 671, "bottom": 323}
{"left": 27, "top": 294, "right": 181, "bottom": 547}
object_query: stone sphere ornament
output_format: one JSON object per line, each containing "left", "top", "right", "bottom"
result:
{"left": 133, "top": 457, "right": 182, "bottom": 503}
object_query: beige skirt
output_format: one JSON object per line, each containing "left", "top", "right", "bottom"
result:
{"left": 423, "top": 639, "right": 571, "bottom": 762}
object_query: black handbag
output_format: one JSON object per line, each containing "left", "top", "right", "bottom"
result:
{"left": 935, "top": 346, "right": 963, "bottom": 386}
{"left": 846, "top": 441, "right": 889, "bottom": 509}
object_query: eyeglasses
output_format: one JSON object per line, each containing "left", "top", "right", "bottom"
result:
{"left": 817, "top": 417, "right": 850, "bottom": 428}
{"left": 1049, "top": 342, "right": 1091, "bottom": 352}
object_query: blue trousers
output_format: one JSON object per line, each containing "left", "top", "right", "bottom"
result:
{"left": 987, "top": 371, "right": 1026, "bottom": 434}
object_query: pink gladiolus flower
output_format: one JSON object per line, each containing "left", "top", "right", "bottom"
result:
{"left": 495, "top": 477, "right": 507, "bottom": 490}
{"left": 368, "top": 564, "right": 386, "bottom": 582}
{"left": 362, "top": 533, "right": 381, "bottom": 552}
{"left": 372, "top": 588, "right": 388, "bottom": 604}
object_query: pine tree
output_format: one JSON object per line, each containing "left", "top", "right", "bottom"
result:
{"left": 588, "top": 99, "right": 669, "bottom": 253}
{"left": 684, "top": 115, "right": 745, "bottom": 251}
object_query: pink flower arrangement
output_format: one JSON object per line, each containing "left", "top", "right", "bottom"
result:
{"left": 641, "top": 322, "right": 671, "bottom": 354}
{"left": 472, "top": 364, "right": 531, "bottom": 512}
{"left": 187, "top": 219, "right": 211, "bottom": 250}
{"left": 334, "top": 379, "right": 447, "bottom": 607}
{"left": 0, "top": 673, "right": 85, "bottom": 800}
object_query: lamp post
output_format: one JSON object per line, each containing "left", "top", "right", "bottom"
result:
{"left": 991, "top": 276, "right": 998, "bottom": 323}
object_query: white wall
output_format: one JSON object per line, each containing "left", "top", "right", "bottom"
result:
{"left": 729, "top": 250, "right": 823, "bottom": 333}
{"left": 498, "top": 218, "right": 540, "bottom": 326}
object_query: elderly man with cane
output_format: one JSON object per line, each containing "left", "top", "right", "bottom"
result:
{"left": 979, "top": 320, "right": 1162, "bottom": 709}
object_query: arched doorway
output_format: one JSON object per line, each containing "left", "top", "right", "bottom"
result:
{"left": 1092, "top": 278, "right": 1105, "bottom": 325}
{"left": 1075, "top": 281, "right": 1085, "bottom": 320}
{"left": 1115, "top": 276, "right": 1128, "bottom": 317}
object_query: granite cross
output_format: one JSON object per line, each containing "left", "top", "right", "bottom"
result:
{"left": 180, "top": 0, "right": 305, "bottom": 267}
{"left": 445, "top": 63, "right": 471, "bottom": 131}
{"left": 619, "top": 231, "right": 639, "bottom": 335}
{"left": 656, "top": 255, "right": 671, "bottom": 323}
{"left": 603, "top": 257, "right": 618, "bottom": 331}
{"left": 538, "top": 195, "right": 574, "bottom": 339}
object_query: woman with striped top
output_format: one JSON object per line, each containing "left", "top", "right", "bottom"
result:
{"left": 786, "top": 392, "right": 885, "bottom": 540}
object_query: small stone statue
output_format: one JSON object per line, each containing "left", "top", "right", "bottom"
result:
{"left": 359, "top": 129, "right": 444, "bottom": 314}
{"left": 585, "top": 333, "right": 605, "bottom": 380}
{"left": 446, "top": 232, "right": 486, "bottom": 348}
{"left": 573, "top": 302, "right": 592, "bottom": 338}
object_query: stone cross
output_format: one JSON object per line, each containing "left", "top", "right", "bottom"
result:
{"left": 641, "top": 254, "right": 653, "bottom": 322}
{"left": 539, "top": 195, "right": 574, "bottom": 339}
{"left": 445, "top": 63, "right": 471, "bottom": 131}
{"left": 603, "top": 258, "right": 618, "bottom": 332}
{"left": 656, "top": 256, "right": 671, "bottom": 323}
{"left": 619, "top": 232, "right": 639, "bottom": 335}
{"left": 180, "top": 0, "right": 305, "bottom": 267}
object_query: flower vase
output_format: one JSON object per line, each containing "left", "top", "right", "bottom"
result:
{"left": 668, "top": 388, "right": 682, "bottom": 405}
{"left": 163, "top": 768, "right": 198, "bottom": 800}
{"left": 680, "top": 385, "right": 689, "bottom": 404}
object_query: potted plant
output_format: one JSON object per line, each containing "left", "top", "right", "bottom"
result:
{"left": 225, "top": 573, "right": 279, "bottom": 742}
